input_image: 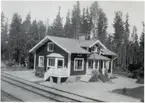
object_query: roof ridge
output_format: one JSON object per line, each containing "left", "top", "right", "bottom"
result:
{"left": 47, "top": 35, "right": 78, "bottom": 41}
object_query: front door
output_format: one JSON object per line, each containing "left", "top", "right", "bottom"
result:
{"left": 57, "top": 58, "right": 64, "bottom": 68}
{"left": 87, "top": 60, "right": 93, "bottom": 74}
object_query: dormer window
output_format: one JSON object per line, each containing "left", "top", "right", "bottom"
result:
{"left": 91, "top": 45, "right": 96, "bottom": 52}
{"left": 47, "top": 42, "right": 54, "bottom": 52}
{"left": 97, "top": 47, "right": 101, "bottom": 54}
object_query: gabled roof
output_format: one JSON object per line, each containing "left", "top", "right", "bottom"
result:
{"left": 79, "top": 40, "right": 98, "bottom": 47}
{"left": 88, "top": 54, "right": 110, "bottom": 60}
{"left": 101, "top": 49, "right": 117, "bottom": 56}
{"left": 29, "top": 36, "right": 90, "bottom": 54}
{"left": 79, "top": 39, "right": 107, "bottom": 49}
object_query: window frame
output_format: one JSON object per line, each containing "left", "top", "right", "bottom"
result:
{"left": 47, "top": 57, "right": 55, "bottom": 67}
{"left": 57, "top": 58, "right": 64, "bottom": 68}
{"left": 47, "top": 42, "right": 54, "bottom": 52}
{"left": 74, "top": 58, "right": 84, "bottom": 71}
{"left": 38, "top": 56, "right": 44, "bottom": 67}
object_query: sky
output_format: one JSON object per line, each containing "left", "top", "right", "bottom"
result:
{"left": 2, "top": 1, "right": 145, "bottom": 38}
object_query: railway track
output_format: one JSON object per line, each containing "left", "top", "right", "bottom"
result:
{"left": 1, "top": 72, "right": 103, "bottom": 102}
{"left": 1, "top": 90, "right": 23, "bottom": 102}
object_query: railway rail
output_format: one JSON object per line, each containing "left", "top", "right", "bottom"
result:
{"left": 1, "top": 90, "right": 23, "bottom": 102}
{"left": 1, "top": 72, "right": 103, "bottom": 102}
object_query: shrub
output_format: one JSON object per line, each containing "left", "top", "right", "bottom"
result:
{"left": 35, "top": 68, "right": 44, "bottom": 78}
{"left": 89, "top": 70, "right": 100, "bottom": 82}
{"left": 6, "top": 60, "right": 15, "bottom": 67}
{"left": 141, "top": 98, "right": 144, "bottom": 102}
{"left": 27, "top": 62, "right": 34, "bottom": 69}
{"left": 122, "top": 87, "right": 127, "bottom": 94}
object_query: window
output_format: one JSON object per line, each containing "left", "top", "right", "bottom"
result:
{"left": 97, "top": 47, "right": 101, "bottom": 54}
{"left": 57, "top": 59, "right": 64, "bottom": 68}
{"left": 38, "top": 56, "right": 44, "bottom": 67}
{"left": 74, "top": 58, "right": 84, "bottom": 71}
{"left": 47, "top": 42, "right": 54, "bottom": 52}
{"left": 91, "top": 46, "right": 95, "bottom": 52}
{"left": 88, "top": 60, "right": 93, "bottom": 69}
{"left": 91, "top": 45, "right": 96, "bottom": 52}
{"left": 47, "top": 58, "right": 55, "bottom": 67}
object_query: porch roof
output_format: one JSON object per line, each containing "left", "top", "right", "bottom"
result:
{"left": 88, "top": 54, "right": 110, "bottom": 60}
{"left": 47, "top": 53, "right": 64, "bottom": 58}
{"left": 100, "top": 49, "right": 117, "bottom": 56}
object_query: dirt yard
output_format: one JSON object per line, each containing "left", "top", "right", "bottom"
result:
{"left": 2, "top": 70, "right": 143, "bottom": 102}
{"left": 40, "top": 75, "right": 143, "bottom": 102}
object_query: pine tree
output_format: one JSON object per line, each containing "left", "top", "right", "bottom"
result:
{"left": 80, "top": 7, "right": 93, "bottom": 37}
{"left": 86, "top": 7, "right": 93, "bottom": 35}
{"left": 21, "top": 13, "right": 31, "bottom": 58}
{"left": 139, "top": 22, "right": 144, "bottom": 66}
{"left": 1, "top": 12, "right": 9, "bottom": 59}
{"left": 80, "top": 8, "right": 88, "bottom": 34}
{"left": 71, "top": 1, "right": 81, "bottom": 39}
{"left": 28, "top": 20, "right": 39, "bottom": 48}
{"left": 129, "top": 26, "right": 139, "bottom": 64}
{"left": 9, "top": 13, "right": 23, "bottom": 63}
{"left": 64, "top": 10, "right": 73, "bottom": 38}
{"left": 37, "top": 20, "right": 46, "bottom": 40}
{"left": 124, "top": 13, "right": 130, "bottom": 69}
{"left": 51, "top": 6, "right": 64, "bottom": 37}
{"left": 97, "top": 8, "right": 108, "bottom": 44}
{"left": 113, "top": 11, "right": 124, "bottom": 65}
{"left": 106, "top": 34, "right": 114, "bottom": 50}
{"left": 90, "top": 1, "right": 100, "bottom": 38}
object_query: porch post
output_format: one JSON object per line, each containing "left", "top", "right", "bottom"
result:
{"left": 50, "top": 76, "right": 53, "bottom": 82}
{"left": 102, "top": 60, "right": 105, "bottom": 75}
{"left": 86, "top": 59, "right": 88, "bottom": 74}
{"left": 111, "top": 60, "right": 113, "bottom": 75}
{"left": 103, "top": 60, "right": 105, "bottom": 69}
{"left": 34, "top": 52, "right": 36, "bottom": 72}
{"left": 93, "top": 60, "right": 95, "bottom": 70}
{"left": 57, "top": 77, "right": 61, "bottom": 84}
{"left": 68, "top": 53, "right": 71, "bottom": 76}
{"left": 97, "top": 60, "right": 99, "bottom": 71}
{"left": 55, "top": 58, "right": 58, "bottom": 68}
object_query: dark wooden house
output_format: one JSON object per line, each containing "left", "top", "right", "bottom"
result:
{"left": 29, "top": 36, "right": 118, "bottom": 83}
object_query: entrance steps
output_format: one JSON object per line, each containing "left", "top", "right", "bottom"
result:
{"left": 80, "top": 73, "right": 111, "bottom": 83}
{"left": 80, "top": 74, "right": 92, "bottom": 82}
{"left": 44, "top": 70, "right": 51, "bottom": 81}
{"left": 98, "top": 74, "right": 110, "bottom": 83}
{"left": 66, "top": 76, "right": 81, "bottom": 83}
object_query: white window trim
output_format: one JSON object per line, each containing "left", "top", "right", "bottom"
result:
{"left": 47, "top": 42, "right": 54, "bottom": 52}
{"left": 74, "top": 58, "right": 84, "bottom": 71}
{"left": 57, "top": 58, "right": 64, "bottom": 68}
{"left": 38, "top": 56, "right": 44, "bottom": 67}
{"left": 47, "top": 57, "right": 55, "bottom": 67}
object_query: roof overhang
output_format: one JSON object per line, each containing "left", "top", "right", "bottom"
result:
{"left": 29, "top": 36, "right": 70, "bottom": 54}
{"left": 29, "top": 36, "right": 90, "bottom": 54}
{"left": 100, "top": 49, "right": 117, "bottom": 56}
{"left": 29, "top": 36, "right": 48, "bottom": 53}
{"left": 89, "top": 40, "right": 107, "bottom": 49}
{"left": 47, "top": 53, "right": 64, "bottom": 58}
{"left": 88, "top": 54, "right": 110, "bottom": 60}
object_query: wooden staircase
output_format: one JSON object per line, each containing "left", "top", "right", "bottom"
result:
{"left": 44, "top": 69, "right": 52, "bottom": 81}
{"left": 80, "top": 74, "right": 92, "bottom": 82}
